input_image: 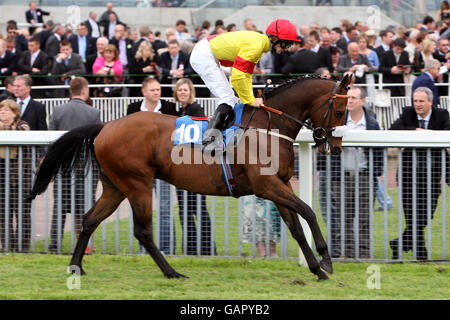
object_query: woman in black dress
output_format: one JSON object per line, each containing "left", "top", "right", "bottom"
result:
{"left": 173, "top": 78, "right": 216, "bottom": 255}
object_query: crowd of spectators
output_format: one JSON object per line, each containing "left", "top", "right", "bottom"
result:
{"left": 1, "top": 1, "right": 449, "bottom": 101}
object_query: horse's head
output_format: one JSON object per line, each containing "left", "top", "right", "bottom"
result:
{"left": 309, "top": 73, "right": 353, "bottom": 155}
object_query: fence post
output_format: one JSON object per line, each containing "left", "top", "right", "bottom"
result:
{"left": 298, "top": 140, "right": 313, "bottom": 267}
{"left": 378, "top": 73, "right": 383, "bottom": 90}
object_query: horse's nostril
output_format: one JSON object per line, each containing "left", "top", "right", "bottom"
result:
{"left": 332, "top": 146, "right": 342, "bottom": 155}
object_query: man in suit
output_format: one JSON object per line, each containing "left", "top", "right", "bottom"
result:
{"left": 25, "top": 1, "right": 51, "bottom": 35}
{"left": 127, "top": 77, "right": 179, "bottom": 115}
{"left": 433, "top": 37, "right": 449, "bottom": 96}
{"left": 48, "top": 77, "right": 101, "bottom": 254}
{"left": 282, "top": 37, "right": 320, "bottom": 75}
{"left": 158, "top": 39, "right": 193, "bottom": 97}
{"left": 374, "top": 29, "right": 394, "bottom": 64}
{"left": 433, "top": 37, "right": 449, "bottom": 62}
{"left": 308, "top": 30, "right": 333, "bottom": 73}
{"left": 69, "top": 23, "right": 97, "bottom": 64}
{"left": 44, "top": 23, "right": 65, "bottom": 59}
{"left": 330, "top": 27, "right": 348, "bottom": 54}
{"left": 337, "top": 42, "right": 375, "bottom": 84}
{"left": 174, "top": 20, "right": 190, "bottom": 43}
{"left": 35, "top": 20, "right": 54, "bottom": 49}
{"left": 110, "top": 23, "right": 134, "bottom": 74}
{"left": 152, "top": 30, "right": 169, "bottom": 56}
{"left": 51, "top": 40, "right": 86, "bottom": 97}
{"left": 411, "top": 59, "right": 440, "bottom": 107}
{"left": 16, "top": 36, "right": 52, "bottom": 98}
{"left": 343, "top": 26, "right": 358, "bottom": 44}
{"left": 329, "top": 86, "right": 384, "bottom": 259}
{"left": 6, "top": 25, "right": 28, "bottom": 54}
{"left": 85, "top": 11, "right": 101, "bottom": 39}
{"left": 103, "top": 12, "right": 125, "bottom": 40}
{"left": 389, "top": 87, "right": 450, "bottom": 260}
{"left": 0, "top": 77, "right": 15, "bottom": 102}
{"left": 13, "top": 75, "right": 47, "bottom": 131}
{"left": 127, "top": 77, "right": 179, "bottom": 255}
{"left": 379, "top": 38, "right": 411, "bottom": 97}
{"left": 0, "top": 39, "right": 17, "bottom": 76}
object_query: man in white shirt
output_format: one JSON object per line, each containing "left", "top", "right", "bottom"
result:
{"left": 175, "top": 20, "right": 190, "bottom": 43}
{"left": 330, "top": 86, "right": 384, "bottom": 259}
{"left": 86, "top": 11, "right": 101, "bottom": 39}
{"left": 105, "top": 12, "right": 117, "bottom": 40}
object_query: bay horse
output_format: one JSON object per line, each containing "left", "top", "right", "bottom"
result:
{"left": 29, "top": 74, "right": 352, "bottom": 281}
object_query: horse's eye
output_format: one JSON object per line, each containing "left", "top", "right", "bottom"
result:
{"left": 335, "top": 111, "right": 344, "bottom": 117}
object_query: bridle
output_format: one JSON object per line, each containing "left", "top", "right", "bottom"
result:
{"left": 260, "top": 80, "right": 348, "bottom": 147}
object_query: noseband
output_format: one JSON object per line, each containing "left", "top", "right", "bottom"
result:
{"left": 260, "top": 80, "right": 348, "bottom": 146}
{"left": 308, "top": 81, "right": 348, "bottom": 147}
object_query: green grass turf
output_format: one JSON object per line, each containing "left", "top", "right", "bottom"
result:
{"left": 0, "top": 254, "right": 448, "bottom": 300}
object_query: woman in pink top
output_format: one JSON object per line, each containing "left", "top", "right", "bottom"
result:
{"left": 92, "top": 44, "right": 123, "bottom": 97}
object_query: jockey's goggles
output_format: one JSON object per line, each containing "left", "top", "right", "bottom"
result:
{"left": 279, "top": 40, "right": 293, "bottom": 49}
{"left": 271, "top": 38, "right": 294, "bottom": 49}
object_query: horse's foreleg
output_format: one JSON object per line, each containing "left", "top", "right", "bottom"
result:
{"left": 275, "top": 204, "right": 329, "bottom": 281}
{"left": 256, "top": 178, "right": 333, "bottom": 276}
{"left": 284, "top": 181, "right": 333, "bottom": 274}
{"left": 69, "top": 181, "right": 125, "bottom": 275}
{"left": 128, "top": 186, "right": 187, "bottom": 279}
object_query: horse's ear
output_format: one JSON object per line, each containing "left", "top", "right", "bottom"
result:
{"left": 338, "top": 73, "right": 355, "bottom": 91}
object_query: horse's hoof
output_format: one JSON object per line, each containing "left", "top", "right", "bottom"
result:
{"left": 317, "top": 271, "right": 329, "bottom": 281}
{"left": 166, "top": 272, "right": 188, "bottom": 279}
{"left": 69, "top": 265, "right": 86, "bottom": 276}
{"left": 320, "top": 258, "right": 333, "bottom": 274}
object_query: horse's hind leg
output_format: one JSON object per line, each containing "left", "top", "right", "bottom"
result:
{"left": 69, "top": 180, "right": 125, "bottom": 275}
{"left": 275, "top": 204, "right": 329, "bottom": 281}
{"left": 128, "top": 182, "right": 187, "bottom": 279}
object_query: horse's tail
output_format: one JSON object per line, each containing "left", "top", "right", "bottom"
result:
{"left": 27, "top": 123, "right": 104, "bottom": 200}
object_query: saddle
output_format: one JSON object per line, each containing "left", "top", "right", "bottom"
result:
{"left": 173, "top": 104, "right": 246, "bottom": 197}
{"left": 173, "top": 103, "right": 245, "bottom": 147}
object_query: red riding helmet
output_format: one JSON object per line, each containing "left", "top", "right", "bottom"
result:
{"left": 265, "top": 19, "right": 299, "bottom": 42}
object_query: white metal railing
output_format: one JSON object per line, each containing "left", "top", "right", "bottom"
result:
{"left": 0, "top": 130, "right": 448, "bottom": 263}
{"left": 297, "top": 129, "right": 450, "bottom": 263}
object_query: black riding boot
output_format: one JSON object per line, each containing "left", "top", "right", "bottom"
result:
{"left": 202, "top": 103, "right": 235, "bottom": 152}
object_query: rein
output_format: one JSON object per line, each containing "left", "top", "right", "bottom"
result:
{"left": 260, "top": 80, "right": 348, "bottom": 145}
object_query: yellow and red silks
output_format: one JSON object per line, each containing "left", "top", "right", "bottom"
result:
{"left": 208, "top": 31, "right": 270, "bottom": 105}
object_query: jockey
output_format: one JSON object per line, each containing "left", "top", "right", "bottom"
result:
{"left": 189, "top": 19, "right": 299, "bottom": 151}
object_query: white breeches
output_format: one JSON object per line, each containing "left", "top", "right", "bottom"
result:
{"left": 190, "top": 38, "right": 238, "bottom": 107}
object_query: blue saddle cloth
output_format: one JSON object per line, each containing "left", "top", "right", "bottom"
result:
{"left": 173, "top": 103, "right": 245, "bottom": 146}
{"left": 173, "top": 104, "right": 245, "bottom": 197}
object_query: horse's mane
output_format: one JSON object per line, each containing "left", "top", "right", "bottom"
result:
{"left": 262, "top": 74, "right": 337, "bottom": 100}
